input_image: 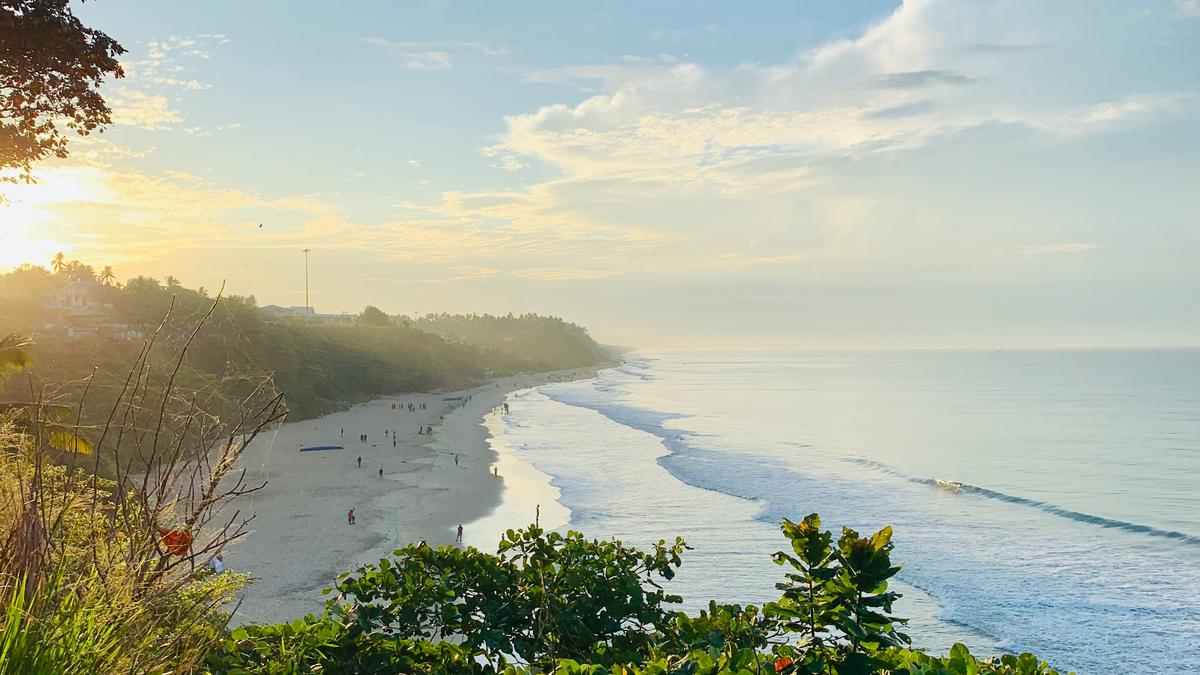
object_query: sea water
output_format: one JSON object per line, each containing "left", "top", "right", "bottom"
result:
{"left": 469, "top": 351, "right": 1200, "bottom": 674}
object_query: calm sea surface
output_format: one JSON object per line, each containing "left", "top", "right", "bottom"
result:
{"left": 470, "top": 350, "right": 1200, "bottom": 674}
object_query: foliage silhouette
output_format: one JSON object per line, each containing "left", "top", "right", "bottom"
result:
{"left": 0, "top": 0, "right": 125, "bottom": 194}
{"left": 208, "top": 519, "right": 1066, "bottom": 674}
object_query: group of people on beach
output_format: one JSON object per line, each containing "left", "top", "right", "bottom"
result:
{"left": 345, "top": 398, "right": 441, "bottom": 529}
{"left": 339, "top": 394, "right": 508, "bottom": 547}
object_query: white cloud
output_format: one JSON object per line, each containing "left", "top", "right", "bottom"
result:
{"left": 109, "top": 89, "right": 183, "bottom": 130}
{"left": 182, "top": 123, "right": 242, "bottom": 137}
{"left": 111, "top": 34, "right": 234, "bottom": 132}
{"left": 1176, "top": 0, "right": 1200, "bottom": 18}
{"left": 404, "top": 51, "right": 453, "bottom": 70}
{"left": 486, "top": 0, "right": 1197, "bottom": 202}
{"left": 362, "top": 37, "right": 508, "bottom": 70}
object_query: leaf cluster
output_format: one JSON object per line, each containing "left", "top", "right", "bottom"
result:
{"left": 208, "top": 518, "right": 1068, "bottom": 675}
{"left": 0, "top": 0, "right": 125, "bottom": 192}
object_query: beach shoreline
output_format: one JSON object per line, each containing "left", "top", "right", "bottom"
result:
{"left": 223, "top": 365, "right": 608, "bottom": 626}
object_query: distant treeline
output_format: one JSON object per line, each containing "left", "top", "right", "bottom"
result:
{"left": 407, "top": 312, "right": 610, "bottom": 373}
{"left": 0, "top": 261, "right": 611, "bottom": 452}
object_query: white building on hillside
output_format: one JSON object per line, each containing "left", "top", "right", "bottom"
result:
{"left": 43, "top": 278, "right": 142, "bottom": 339}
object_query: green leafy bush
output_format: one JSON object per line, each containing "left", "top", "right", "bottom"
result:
{"left": 207, "top": 518, "right": 1066, "bottom": 675}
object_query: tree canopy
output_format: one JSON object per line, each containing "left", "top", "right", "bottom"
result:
{"left": 207, "top": 518, "right": 1065, "bottom": 674}
{"left": 0, "top": 259, "right": 611, "bottom": 471}
{"left": 0, "top": 0, "right": 125, "bottom": 193}
{"left": 359, "top": 305, "right": 391, "bottom": 326}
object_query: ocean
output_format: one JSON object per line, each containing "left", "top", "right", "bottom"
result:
{"left": 467, "top": 350, "right": 1200, "bottom": 674}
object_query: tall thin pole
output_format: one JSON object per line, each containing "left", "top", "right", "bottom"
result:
{"left": 302, "top": 248, "right": 311, "bottom": 320}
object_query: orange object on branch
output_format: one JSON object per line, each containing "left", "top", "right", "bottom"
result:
{"left": 158, "top": 529, "right": 193, "bottom": 556}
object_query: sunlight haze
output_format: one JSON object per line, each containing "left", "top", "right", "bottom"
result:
{"left": 4, "top": 0, "right": 1199, "bottom": 349}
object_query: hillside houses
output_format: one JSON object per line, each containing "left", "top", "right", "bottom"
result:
{"left": 41, "top": 277, "right": 143, "bottom": 340}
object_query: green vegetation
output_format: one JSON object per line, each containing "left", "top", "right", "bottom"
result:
{"left": 0, "top": 327, "right": 270, "bottom": 674}
{"left": 206, "top": 518, "right": 1065, "bottom": 674}
{"left": 0, "top": 292, "right": 1064, "bottom": 674}
{"left": 0, "top": 260, "right": 611, "bottom": 470}
{"left": 411, "top": 313, "right": 611, "bottom": 373}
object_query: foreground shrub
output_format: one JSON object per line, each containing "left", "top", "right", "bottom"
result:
{"left": 208, "top": 517, "right": 1066, "bottom": 674}
{"left": 0, "top": 303, "right": 282, "bottom": 673}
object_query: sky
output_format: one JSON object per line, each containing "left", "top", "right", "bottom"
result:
{"left": 2, "top": 0, "right": 1199, "bottom": 349}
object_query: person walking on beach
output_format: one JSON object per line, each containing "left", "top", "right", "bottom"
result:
{"left": 347, "top": 508, "right": 355, "bottom": 525}
{"left": 340, "top": 427, "right": 343, "bottom": 438}
{"left": 493, "top": 466, "right": 499, "bottom": 477}
{"left": 357, "top": 456, "right": 362, "bottom": 468}
{"left": 454, "top": 454, "right": 459, "bottom": 466}
{"left": 393, "top": 437, "right": 397, "bottom": 448}
{"left": 456, "top": 523, "right": 463, "bottom": 542}
{"left": 379, "top": 466, "right": 383, "bottom": 479}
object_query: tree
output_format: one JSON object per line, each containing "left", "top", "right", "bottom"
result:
{"left": 208, "top": 518, "right": 1063, "bottom": 675}
{"left": 0, "top": 332, "right": 33, "bottom": 380}
{"left": 65, "top": 259, "right": 94, "bottom": 280}
{"left": 0, "top": 0, "right": 126, "bottom": 195}
{"left": 359, "top": 305, "right": 391, "bottom": 326}
{"left": 98, "top": 265, "right": 115, "bottom": 286}
{"left": 51, "top": 252, "right": 66, "bottom": 274}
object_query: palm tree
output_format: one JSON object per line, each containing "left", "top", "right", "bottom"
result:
{"left": 0, "top": 333, "right": 92, "bottom": 454}
{"left": 51, "top": 252, "right": 66, "bottom": 274}
{"left": 0, "top": 333, "right": 33, "bottom": 380}
{"left": 99, "top": 266, "right": 116, "bottom": 286}
{"left": 165, "top": 275, "right": 181, "bottom": 290}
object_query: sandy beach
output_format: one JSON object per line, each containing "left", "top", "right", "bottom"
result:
{"left": 223, "top": 366, "right": 604, "bottom": 625}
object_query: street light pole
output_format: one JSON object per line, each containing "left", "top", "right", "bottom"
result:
{"left": 302, "top": 248, "right": 311, "bottom": 320}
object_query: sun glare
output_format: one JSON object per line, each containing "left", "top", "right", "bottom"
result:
{"left": 0, "top": 168, "right": 112, "bottom": 271}
{"left": 0, "top": 220, "right": 65, "bottom": 271}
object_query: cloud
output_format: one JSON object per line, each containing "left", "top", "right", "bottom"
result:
{"left": 125, "top": 34, "right": 229, "bottom": 89}
{"left": 964, "top": 42, "right": 1044, "bottom": 53}
{"left": 511, "top": 267, "right": 620, "bottom": 281}
{"left": 423, "top": 266, "right": 500, "bottom": 283}
{"left": 1019, "top": 243, "right": 1097, "bottom": 256}
{"left": 362, "top": 37, "right": 508, "bottom": 70}
{"left": 484, "top": 0, "right": 1198, "bottom": 204}
{"left": 15, "top": 0, "right": 1195, "bottom": 313}
{"left": 871, "top": 69, "right": 976, "bottom": 88}
{"left": 480, "top": 144, "right": 528, "bottom": 171}
{"left": 403, "top": 51, "right": 453, "bottom": 70}
{"left": 109, "top": 89, "right": 183, "bottom": 130}
{"left": 109, "top": 34, "right": 234, "bottom": 132}
{"left": 1176, "top": 0, "right": 1200, "bottom": 18}
{"left": 864, "top": 100, "right": 937, "bottom": 119}
{"left": 1051, "top": 92, "right": 1197, "bottom": 134}
{"left": 182, "top": 123, "right": 242, "bottom": 137}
